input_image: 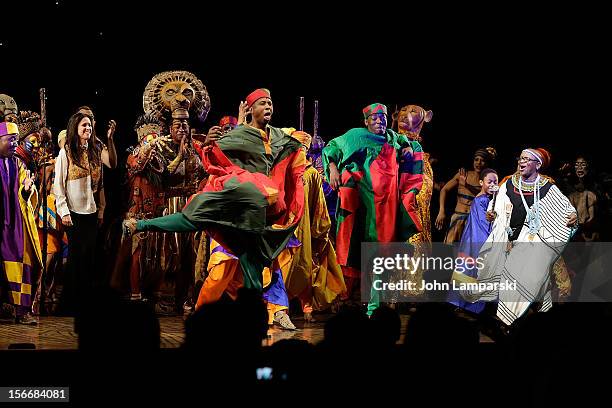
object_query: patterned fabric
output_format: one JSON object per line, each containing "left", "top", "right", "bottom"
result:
{"left": 53, "top": 148, "right": 104, "bottom": 217}
{"left": 307, "top": 134, "right": 336, "bottom": 218}
{"left": 461, "top": 181, "right": 576, "bottom": 325}
{"left": 125, "top": 148, "right": 166, "bottom": 220}
{"left": 523, "top": 148, "right": 551, "bottom": 169}
{"left": 14, "top": 145, "right": 34, "bottom": 172}
{"left": 219, "top": 116, "right": 238, "bottom": 127}
{"left": 67, "top": 148, "right": 102, "bottom": 193}
{"left": 411, "top": 153, "right": 433, "bottom": 244}
{"left": 0, "top": 121, "right": 19, "bottom": 136}
{"left": 362, "top": 103, "right": 387, "bottom": 119}
{"left": 444, "top": 212, "right": 470, "bottom": 243}
{"left": 0, "top": 156, "right": 42, "bottom": 307}
{"left": 443, "top": 178, "right": 481, "bottom": 244}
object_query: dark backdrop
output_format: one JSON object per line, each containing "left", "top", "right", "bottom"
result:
{"left": 2, "top": 1, "right": 608, "bottom": 223}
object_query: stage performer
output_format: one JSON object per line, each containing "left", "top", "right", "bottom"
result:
{"left": 322, "top": 103, "right": 423, "bottom": 315}
{"left": 126, "top": 89, "right": 308, "bottom": 329}
{"left": 461, "top": 148, "right": 578, "bottom": 325}
{"left": 0, "top": 121, "right": 42, "bottom": 324}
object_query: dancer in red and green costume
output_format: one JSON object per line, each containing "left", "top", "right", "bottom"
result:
{"left": 323, "top": 103, "right": 423, "bottom": 315}
{"left": 126, "top": 89, "right": 308, "bottom": 329}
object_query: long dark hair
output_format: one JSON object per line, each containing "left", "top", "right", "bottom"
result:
{"left": 65, "top": 112, "right": 101, "bottom": 169}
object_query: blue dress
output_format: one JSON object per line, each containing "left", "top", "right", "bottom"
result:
{"left": 448, "top": 194, "right": 492, "bottom": 313}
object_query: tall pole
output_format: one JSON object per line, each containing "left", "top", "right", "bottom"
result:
{"left": 299, "top": 96, "right": 304, "bottom": 131}
{"left": 313, "top": 100, "right": 319, "bottom": 138}
{"left": 39, "top": 88, "right": 48, "bottom": 316}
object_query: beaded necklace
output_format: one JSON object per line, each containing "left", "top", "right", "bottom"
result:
{"left": 518, "top": 174, "right": 542, "bottom": 241}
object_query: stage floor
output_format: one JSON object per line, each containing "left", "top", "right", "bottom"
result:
{"left": 0, "top": 314, "right": 493, "bottom": 350}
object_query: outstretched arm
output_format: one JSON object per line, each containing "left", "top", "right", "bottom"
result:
{"left": 135, "top": 212, "right": 199, "bottom": 233}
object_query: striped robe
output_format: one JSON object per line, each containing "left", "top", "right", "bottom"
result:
{"left": 461, "top": 179, "right": 576, "bottom": 325}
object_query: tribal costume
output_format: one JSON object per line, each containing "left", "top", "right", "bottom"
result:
{"left": 137, "top": 89, "right": 307, "bottom": 325}
{"left": 0, "top": 122, "right": 42, "bottom": 321}
{"left": 461, "top": 149, "right": 577, "bottom": 325}
{"left": 323, "top": 103, "right": 423, "bottom": 314}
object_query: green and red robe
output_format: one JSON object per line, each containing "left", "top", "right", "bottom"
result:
{"left": 138, "top": 125, "right": 306, "bottom": 291}
{"left": 322, "top": 128, "right": 423, "bottom": 279}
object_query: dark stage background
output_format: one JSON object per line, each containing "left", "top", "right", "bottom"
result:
{"left": 2, "top": 1, "right": 608, "bottom": 226}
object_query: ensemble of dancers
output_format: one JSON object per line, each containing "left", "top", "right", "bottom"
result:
{"left": 2, "top": 71, "right": 594, "bottom": 332}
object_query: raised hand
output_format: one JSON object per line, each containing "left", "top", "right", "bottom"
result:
{"left": 179, "top": 136, "right": 188, "bottom": 157}
{"left": 154, "top": 136, "right": 175, "bottom": 154}
{"left": 107, "top": 120, "right": 117, "bottom": 140}
{"left": 458, "top": 168, "right": 467, "bottom": 187}
{"left": 204, "top": 126, "right": 223, "bottom": 145}
{"left": 238, "top": 101, "right": 250, "bottom": 124}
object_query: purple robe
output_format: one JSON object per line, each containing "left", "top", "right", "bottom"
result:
{"left": 448, "top": 194, "right": 492, "bottom": 313}
{"left": 0, "top": 157, "right": 32, "bottom": 310}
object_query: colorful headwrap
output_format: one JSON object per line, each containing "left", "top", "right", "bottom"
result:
{"left": 362, "top": 103, "right": 387, "bottom": 119}
{"left": 219, "top": 116, "right": 238, "bottom": 127}
{"left": 474, "top": 146, "right": 497, "bottom": 162}
{"left": 246, "top": 88, "right": 271, "bottom": 108}
{"left": 523, "top": 148, "right": 551, "bottom": 169}
{"left": 0, "top": 121, "right": 19, "bottom": 137}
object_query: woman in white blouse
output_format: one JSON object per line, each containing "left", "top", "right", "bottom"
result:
{"left": 53, "top": 112, "right": 105, "bottom": 314}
